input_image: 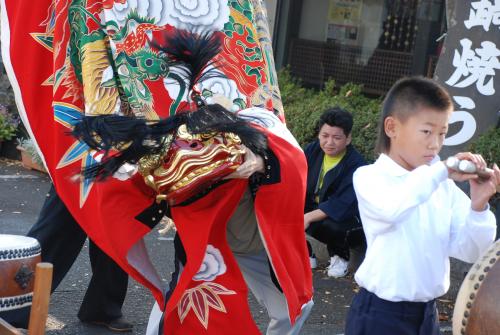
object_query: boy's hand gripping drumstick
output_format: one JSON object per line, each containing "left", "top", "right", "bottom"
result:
{"left": 445, "top": 157, "right": 494, "bottom": 180}
{"left": 446, "top": 157, "right": 500, "bottom": 193}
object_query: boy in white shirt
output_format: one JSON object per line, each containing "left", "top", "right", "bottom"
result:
{"left": 345, "top": 77, "right": 499, "bottom": 335}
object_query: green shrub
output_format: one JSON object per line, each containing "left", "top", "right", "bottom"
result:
{"left": 468, "top": 126, "right": 500, "bottom": 209}
{"left": 468, "top": 126, "right": 500, "bottom": 165}
{"left": 0, "top": 114, "right": 17, "bottom": 141}
{"left": 279, "top": 69, "right": 381, "bottom": 162}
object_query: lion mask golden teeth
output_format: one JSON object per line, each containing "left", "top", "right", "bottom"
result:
{"left": 138, "top": 124, "right": 245, "bottom": 205}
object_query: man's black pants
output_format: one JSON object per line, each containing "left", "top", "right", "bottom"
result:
{"left": 1, "top": 186, "right": 128, "bottom": 327}
{"left": 306, "top": 218, "right": 364, "bottom": 260}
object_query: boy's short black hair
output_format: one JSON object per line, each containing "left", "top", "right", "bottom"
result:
{"left": 376, "top": 76, "right": 453, "bottom": 153}
{"left": 316, "top": 107, "right": 353, "bottom": 137}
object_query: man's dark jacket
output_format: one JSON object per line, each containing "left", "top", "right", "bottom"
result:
{"left": 304, "top": 141, "right": 366, "bottom": 223}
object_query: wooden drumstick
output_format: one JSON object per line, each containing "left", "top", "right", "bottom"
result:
{"left": 445, "top": 157, "right": 494, "bottom": 180}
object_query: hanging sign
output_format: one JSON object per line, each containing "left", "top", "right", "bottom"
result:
{"left": 434, "top": 0, "right": 500, "bottom": 156}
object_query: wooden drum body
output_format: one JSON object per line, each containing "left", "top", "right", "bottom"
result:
{"left": 0, "top": 234, "right": 41, "bottom": 312}
{"left": 453, "top": 240, "right": 500, "bottom": 335}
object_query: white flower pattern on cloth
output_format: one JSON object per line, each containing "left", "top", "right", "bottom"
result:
{"left": 193, "top": 245, "right": 227, "bottom": 281}
{"left": 203, "top": 74, "right": 247, "bottom": 111}
{"left": 102, "top": 0, "right": 230, "bottom": 32}
{"left": 163, "top": 65, "right": 247, "bottom": 112}
{"left": 164, "top": 0, "right": 230, "bottom": 32}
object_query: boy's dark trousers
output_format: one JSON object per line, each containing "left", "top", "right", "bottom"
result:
{"left": 1, "top": 185, "right": 128, "bottom": 328}
{"left": 345, "top": 288, "right": 440, "bottom": 335}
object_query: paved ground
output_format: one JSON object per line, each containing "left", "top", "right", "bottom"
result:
{"left": 0, "top": 157, "right": 466, "bottom": 334}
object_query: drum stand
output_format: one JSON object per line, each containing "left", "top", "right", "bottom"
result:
{"left": 0, "top": 263, "right": 53, "bottom": 335}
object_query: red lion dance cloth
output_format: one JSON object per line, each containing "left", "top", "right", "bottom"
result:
{"left": 1, "top": 1, "right": 313, "bottom": 333}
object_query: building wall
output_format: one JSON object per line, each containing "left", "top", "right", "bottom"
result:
{"left": 298, "top": 0, "right": 330, "bottom": 41}
{"left": 265, "top": 0, "right": 278, "bottom": 37}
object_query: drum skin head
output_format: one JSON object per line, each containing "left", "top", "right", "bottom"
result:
{"left": 453, "top": 240, "right": 500, "bottom": 335}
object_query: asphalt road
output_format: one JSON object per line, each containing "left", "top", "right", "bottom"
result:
{"left": 0, "top": 158, "right": 463, "bottom": 334}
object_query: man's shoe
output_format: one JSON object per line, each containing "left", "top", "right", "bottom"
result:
{"left": 327, "top": 255, "right": 348, "bottom": 278}
{"left": 87, "top": 317, "right": 134, "bottom": 333}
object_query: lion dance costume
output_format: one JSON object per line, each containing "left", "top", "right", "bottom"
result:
{"left": 1, "top": 1, "right": 313, "bottom": 334}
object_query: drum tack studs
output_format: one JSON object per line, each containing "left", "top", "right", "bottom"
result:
{"left": 489, "top": 258, "right": 496, "bottom": 264}
{"left": 461, "top": 328, "right": 465, "bottom": 334}
{"left": 469, "top": 293, "right": 475, "bottom": 299}
{"left": 466, "top": 302, "right": 472, "bottom": 308}
{"left": 483, "top": 266, "right": 490, "bottom": 272}
{"left": 463, "top": 311, "right": 469, "bottom": 318}
{"left": 473, "top": 283, "right": 480, "bottom": 290}
{"left": 478, "top": 274, "right": 485, "bottom": 281}
{"left": 462, "top": 319, "right": 467, "bottom": 326}
{"left": 0, "top": 294, "right": 33, "bottom": 309}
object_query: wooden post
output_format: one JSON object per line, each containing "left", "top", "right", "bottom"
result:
{"left": 27, "top": 263, "right": 53, "bottom": 335}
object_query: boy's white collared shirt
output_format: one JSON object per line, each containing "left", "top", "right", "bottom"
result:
{"left": 353, "top": 154, "right": 496, "bottom": 302}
